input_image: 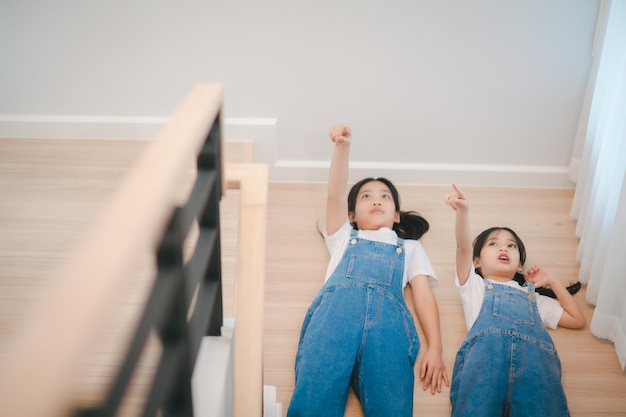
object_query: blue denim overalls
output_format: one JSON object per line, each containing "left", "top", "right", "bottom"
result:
{"left": 287, "top": 229, "right": 420, "bottom": 417}
{"left": 450, "top": 281, "right": 570, "bottom": 417}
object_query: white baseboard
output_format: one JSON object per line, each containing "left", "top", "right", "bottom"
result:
{"left": 0, "top": 114, "right": 277, "bottom": 141}
{"left": 272, "top": 160, "right": 574, "bottom": 188}
{"left": 0, "top": 114, "right": 167, "bottom": 140}
{"left": 222, "top": 118, "right": 277, "bottom": 169}
{"left": 0, "top": 115, "right": 574, "bottom": 188}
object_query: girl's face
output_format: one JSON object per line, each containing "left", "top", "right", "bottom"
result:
{"left": 348, "top": 180, "right": 400, "bottom": 231}
{"left": 474, "top": 230, "right": 523, "bottom": 280}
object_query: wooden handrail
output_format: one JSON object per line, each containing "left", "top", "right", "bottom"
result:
{"left": 0, "top": 84, "right": 267, "bottom": 416}
{"left": 224, "top": 162, "right": 268, "bottom": 417}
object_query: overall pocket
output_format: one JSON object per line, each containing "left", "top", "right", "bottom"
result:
{"left": 492, "top": 292, "right": 535, "bottom": 325}
{"left": 346, "top": 254, "right": 395, "bottom": 286}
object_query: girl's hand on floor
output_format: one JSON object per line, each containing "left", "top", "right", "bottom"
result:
{"left": 420, "top": 348, "right": 450, "bottom": 395}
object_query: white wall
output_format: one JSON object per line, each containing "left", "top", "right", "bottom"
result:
{"left": 0, "top": 0, "right": 600, "bottom": 187}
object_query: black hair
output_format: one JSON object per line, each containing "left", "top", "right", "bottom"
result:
{"left": 472, "top": 227, "right": 527, "bottom": 266}
{"left": 347, "top": 177, "right": 429, "bottom": 240}
{"left": 473, "top": 226, "right": 581, "bottom": 298}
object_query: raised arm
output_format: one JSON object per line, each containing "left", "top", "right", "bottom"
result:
{"left": 325, "top": 124, "right": 351, "bottom": 235}
{"left": 525, "top": 266, "right": 586, "bottom": 329}
{"left": 444, "top": 184, "right": 473, "bottom": 285}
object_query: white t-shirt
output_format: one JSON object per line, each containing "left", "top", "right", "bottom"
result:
{"left": 456, "top": 265, "right": 564, "bottom": 331}
{"left": 323, "top": 221, "right": 437, "bottom": 288}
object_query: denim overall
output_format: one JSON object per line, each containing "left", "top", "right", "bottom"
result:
{"left": 450, "top": 281, "right": 570, "bottom": 417}
{"left": 287, "top": 229, "right": 420, "bottom": 417}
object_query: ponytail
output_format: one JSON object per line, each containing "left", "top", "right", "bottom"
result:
{"left": 395, "top": 210, "right": 429, "bottom": 240}
{"left": 512, "top": 273, "right": 582, "bottom": 299}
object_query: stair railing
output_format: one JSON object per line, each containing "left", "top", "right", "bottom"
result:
{"left": 0, "top": 83, "right": 267, "bottom": 417}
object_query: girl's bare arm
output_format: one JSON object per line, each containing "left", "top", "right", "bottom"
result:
{"left": 525, "top": 266, "right": 586, "bottom": 329}
{"left": 445, "top": 184, "right": 473, "bottom": 285}
{"left": 410, "top": 276, "right": 450, "bottom": 394}
{"left": 325, "top": 125, "right": 351, "bottom": 235}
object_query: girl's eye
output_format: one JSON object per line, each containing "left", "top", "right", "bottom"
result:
{"left": 488, "top": 242, "right": 497, "bottom": 247}
{"left": 360, "top": 194, "right": 369, "bottom": 199}
{"left": 382, "top": 194, "right": 391, "bottom": 199}
{"left": 508, "top": 244, "right": 517, "bottom": 249}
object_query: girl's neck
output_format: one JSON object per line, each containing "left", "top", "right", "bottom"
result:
{"left": 356, "top": 225, "right": 393, "bottom": 232}
{"left": 482, "top": 274, "right": 514, "bottom": 283}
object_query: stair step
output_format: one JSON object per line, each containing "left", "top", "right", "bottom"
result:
{"left": 263, "top": 385, "right": 283, "bottom": 417}
{"left": 192, "top": 319, "right": 282, "bottom": 417}
{"left": 192, "top": 322, "right": 234, "bottom": 417}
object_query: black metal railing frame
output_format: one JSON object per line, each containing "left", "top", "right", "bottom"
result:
{"left": 78, "top": 113, "right": 224, "bottom": 417}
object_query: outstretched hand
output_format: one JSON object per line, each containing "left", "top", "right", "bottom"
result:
{"left": 328, "top": 124, "right": 352, "bottom": 145}
{"left": 420, "top": 348, "right": 450, "bottom": 395}
{"left": 444, "top": 183, "right": 468, "bottom": 211}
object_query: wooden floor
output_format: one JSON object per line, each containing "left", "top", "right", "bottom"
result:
{"left": 1, "top": 138, "right": 625, "bottom": 416}
{"left": 263, "top": 183, "right": 626, "bottom": 417}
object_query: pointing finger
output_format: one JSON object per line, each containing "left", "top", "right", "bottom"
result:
{"left": 452, "top": 183, "right": 465, "bottom": 198}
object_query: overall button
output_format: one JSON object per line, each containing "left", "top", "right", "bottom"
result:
{"left": 487, "top": 284, "right": 493, "bottom": 290}
{"left": 350, "top": 238, "right": 357, "bottom": 245}
{"left": 528, "top": 294, "right": 535, "bottom": 301}
{"left": 396, "top": 247, "right": 403, "bottom": 254}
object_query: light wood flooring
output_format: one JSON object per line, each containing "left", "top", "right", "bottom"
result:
{"left": 1, "top": 138, "right": 625, "bottom": 416}
{"left": 262, "top": 183, "right": 626, "bottom": 417}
